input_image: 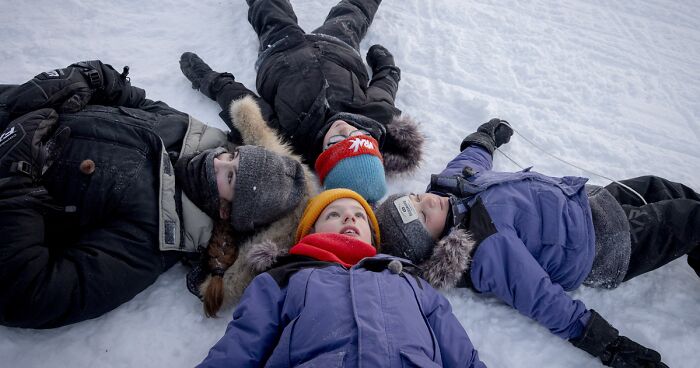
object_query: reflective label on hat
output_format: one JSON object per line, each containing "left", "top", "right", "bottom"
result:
{"left": 394, "top": 196, "right": 419, "bottom": 224}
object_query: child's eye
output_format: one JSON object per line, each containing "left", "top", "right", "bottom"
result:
{"left": 355, "top": 212, "right": 366, "bottom": 219}
{"left": 327, "top": 212, "right": 340, "bottom": 219}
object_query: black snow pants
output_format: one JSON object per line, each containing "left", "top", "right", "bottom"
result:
{"left": 209, "top": 0, "right": 382, "bottom": 137}
{"left": 604, "top": 175, "right": 700, "bottom": 281}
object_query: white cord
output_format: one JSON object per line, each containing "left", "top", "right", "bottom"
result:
{"left": 495, "top": 127, "right": 648, "bottom": 205}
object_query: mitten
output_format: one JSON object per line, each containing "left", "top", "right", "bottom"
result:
{"left": 570, "top": 310, "right": 668, "bottom": 368}
{"left": 460, "top": 118, "right": 513, "bottom": 153}
{"left": 0, "top": 108, "right": 70, "bottom": 191}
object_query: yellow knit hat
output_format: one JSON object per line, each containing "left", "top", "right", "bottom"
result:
{"left": 295, "top": 188, "right": 381, "bottom": 246}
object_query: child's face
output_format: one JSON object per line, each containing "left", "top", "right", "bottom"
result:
{"left": 409, "top": 193, "right": 449, "bottom": 239}
{"left": 313, "top": 198, "right": 373, "bottom": 244}
{"left": 214, "top": 150, "right": 240, "bottom": 204}
{"left": 322, "top": 120, "right": 370, "bottom": 150}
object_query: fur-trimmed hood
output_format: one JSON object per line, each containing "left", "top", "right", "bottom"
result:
{"left": 383, "top": 114, "right": 425, "bottom": 176}
{"left": 417, "top": 229, "right": 477, "bottom": 290}
{"left": 199, "top": 96, "right": 319, "bottom": 307}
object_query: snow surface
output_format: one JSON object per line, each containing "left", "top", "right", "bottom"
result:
{"left": 1, "top": 0, "right": 699, "bottom": 367}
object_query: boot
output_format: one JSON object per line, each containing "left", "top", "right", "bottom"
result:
{"left": 179, "top": 52, "right": 230, "bottom": 100}
{"left": 366, "top": 44, "right": 396, "bottom": 73}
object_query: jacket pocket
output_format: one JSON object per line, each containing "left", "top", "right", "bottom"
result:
{"left": 295, "top": 350, "right": 346, "bottom": 368}
{"left": 400, "top": 350, "right": 441, "bottom": 368}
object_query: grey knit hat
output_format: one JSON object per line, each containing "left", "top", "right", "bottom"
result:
{"left": 375, "top": 194, "right": 436, "bottom": 263}
{"left": 230, "top": 145, "right": 306, "bottom": 232}
{"left": 175, "top": 147, "right": 227, "bottom": 220}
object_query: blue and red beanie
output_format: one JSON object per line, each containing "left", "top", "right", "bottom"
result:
{"left": 314, "top": 135, "right": 386, "bottom": 203}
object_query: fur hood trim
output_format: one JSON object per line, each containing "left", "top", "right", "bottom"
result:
{"left": 199, "top": 96, "right": 319, "bottom": 308}
{"left": 246, "top": 240, "right": 288, "bottom": 274}
{"left": 418, "top": 229, "right": 476, "bottom": 289}
{"left": 229, "top": 96, "right": 302, "bottom": 161}
{"left": 383, "top": 114, "right": 425, "bottom": 176}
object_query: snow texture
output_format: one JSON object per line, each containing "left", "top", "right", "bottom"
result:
{"left": 1, "top": 0, "right": 699, "bottom": 367}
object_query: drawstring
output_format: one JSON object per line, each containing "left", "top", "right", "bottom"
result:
{"left": 495, "top": 126, "right": 648, "bottom": 205}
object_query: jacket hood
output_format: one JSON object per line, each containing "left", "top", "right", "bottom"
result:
{"left": 383, "top": 114, "right": 425, "bottom": 175}
{"left": 197, "top": 96, "right": 319, "bottom": 308}
{"left": 418, "top": 228, "right": 476, "bottom": 289}
{"left": 246, "top": 239, "right": 288, "bottom": 273}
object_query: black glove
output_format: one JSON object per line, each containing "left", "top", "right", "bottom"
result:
{"left": 366, "top": 44, "right": 396, "bottom": 72}
{"left": 72, "top": 61, "right": 146, "bottom": 107}
{"left": 460, "top": 118, "right": 513, "bottom": 153}
{"left": 570, "top": 310, "right": 668, "bottom": 368}
{"left": 0, "top": 108, "right": 70, "bottom": 191}
{"left": 6, "top": 66, "right": 100, "bottom": 115}
{"left": 7, "top": 61, "right": 145, "bottom": 117}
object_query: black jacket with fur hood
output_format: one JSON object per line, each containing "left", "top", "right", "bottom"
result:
{"left": 255, "top": 33, "right": 424, "bottom": 174}
{"left": 0, "top": 65, "right": 239, "bottom": 328}
{"left": 206, "top": 31, "right": 424, "bottom": 175}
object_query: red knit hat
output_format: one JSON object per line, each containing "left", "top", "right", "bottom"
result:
{"left": 314, "top": 135, "right": 386, "bottom": 202}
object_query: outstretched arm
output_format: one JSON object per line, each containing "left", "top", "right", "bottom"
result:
{"left": 423, "top": 284, "right": 487, "bottom": 368}
{"left": 438, "top": 119, "right": 513, "bottom": 176}
{"left": 5, "top": 61, "right": 147, "bottom": 117}
{"left": 471, "top": 232, "right": 590, "bottom": 339}
{"left": 197, "top": 274, "right": 286, "bottom": 367}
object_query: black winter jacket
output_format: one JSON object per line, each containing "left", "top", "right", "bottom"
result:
{"left": 0, "top": 63, "right": 228, "bottom": 328}
{"left": 257, "top": 33, "right": 400, "bottom": 160}
{"left": 216, "top": 32, "right": 423, "bottom": 173}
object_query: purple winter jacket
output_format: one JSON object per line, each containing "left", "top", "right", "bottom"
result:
{"left": 433, "top": 146, "right": 595, "bottom": 339}
{"left": 197, "top": 255, "right": 485, "bottom": 368}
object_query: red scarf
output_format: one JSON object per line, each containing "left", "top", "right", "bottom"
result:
{"left": 289, "top": 233, "right": 377, "bottom": 267}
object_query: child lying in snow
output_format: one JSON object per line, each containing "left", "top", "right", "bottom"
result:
{"left": 374, "top": 119, "right": 697, "bottom": 368}
{"left": 197, "top": 188, "right": 485, "bottom": 367}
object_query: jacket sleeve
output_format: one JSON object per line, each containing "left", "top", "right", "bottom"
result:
{"left": 5, "top": 61, "right": 147, "bottom": 117}
{"left": 422, "top": 284, "right": 487, "bottom": 368}
{"left": 438, "top": 145, "right": 493, "bottom": 177}
{"left": 470, "top": 232, "right": 591, "bottom": 339}
{"left": 197, "top": 273, "right": 286, "bottom": 368}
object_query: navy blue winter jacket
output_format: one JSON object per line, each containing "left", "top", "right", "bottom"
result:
{"left": 197, "top": 255, "right": 485, "bottom": 368}
{"left": 432, "top": 146, "right": 595, "bottom": 339}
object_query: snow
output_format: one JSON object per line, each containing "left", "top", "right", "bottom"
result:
{"left": 1, "top": 0, "right": 699, "bottom": 367}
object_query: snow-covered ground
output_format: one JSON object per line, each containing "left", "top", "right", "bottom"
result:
{"left": 1, "top": 0, "right": 699, "bottom": 367}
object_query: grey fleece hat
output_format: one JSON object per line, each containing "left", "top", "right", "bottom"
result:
{"left": 230, "top": 145, "right": 306, "bottom": 232}
{"left": 175, "top": 147, "right": 227, "bottom": 220}
{"left": 375, "top": 194, "right": 436, "bottom": 263}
